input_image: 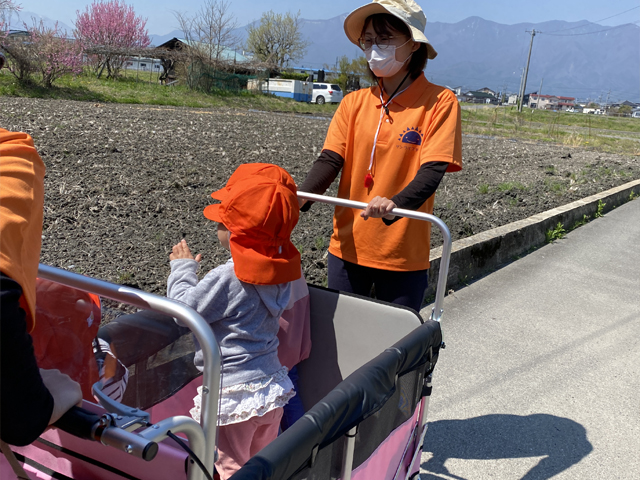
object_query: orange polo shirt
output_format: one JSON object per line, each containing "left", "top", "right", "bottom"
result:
{"left": 323, "top": 74, "right": 462, "bottom": 271}
{"left": 0, "top": 129, "right": 45, "bottom": 330}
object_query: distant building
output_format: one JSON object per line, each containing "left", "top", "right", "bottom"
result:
{"left": 446, "top": 85, "right": 463, "bottom": 96}
{"left": 460, "top": 90, "right": 498, "bottom": 104}
{"left": 125, "top": 57, "right": 162, "bottom": 72}
{"left": 621, "top": 100, "right": 640, "bottom": 108}
{"left": 477, "top": 87, "right": 497, "bottom": 96}
{"left": 528, "top": 94, "right": 575, "bottom": 111}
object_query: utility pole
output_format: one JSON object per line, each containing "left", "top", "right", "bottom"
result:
{"left": 604, "top": 89, "right": 611, "bottom": 112}
{"left": 518, "top": 29, "right": 537, "bottom": 112}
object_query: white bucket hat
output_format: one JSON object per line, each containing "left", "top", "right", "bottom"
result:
{"left": 344, "top": 0, "right": 437, "bottom": 59}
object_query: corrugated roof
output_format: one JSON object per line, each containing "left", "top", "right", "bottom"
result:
{"left": 155, "top": 37, "right": 250, "bottom": 63}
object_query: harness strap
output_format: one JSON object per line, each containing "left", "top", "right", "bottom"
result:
{"left": 0, "top": 440, "right": 32, "bottom": 480}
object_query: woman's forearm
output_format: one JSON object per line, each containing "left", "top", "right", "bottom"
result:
{"left": 298, "top": 150, "right": 344, "bottom": 211}
{"left": 383, "top": 161, "right": 449, "bottom": 225}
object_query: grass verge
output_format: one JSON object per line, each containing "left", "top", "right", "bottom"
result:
{"left": 0, "top": 71, "right": 340, "bottom": 115}
{"left": 2, "top": 73, "right": 640, "bottom": 155}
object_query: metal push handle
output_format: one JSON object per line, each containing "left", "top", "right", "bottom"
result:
{"left": 54, "top": 407, "right": 159, "bottom": 461}
{"left": 297, "top": 192, "right": 452, "bottom": 322}
{"left": 37, "top": 264, "right": 218, "bottom": 480}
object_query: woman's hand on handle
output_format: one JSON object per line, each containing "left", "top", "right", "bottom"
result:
{"left": 41, "top": 368, "right": 83, "bottom": 425}
{"left": 361, "top": 196, "right": 397, "bottom": 221}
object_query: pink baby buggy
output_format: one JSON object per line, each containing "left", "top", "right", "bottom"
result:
{"left": 1, "top": 194, "right": 452, "bottom": 480}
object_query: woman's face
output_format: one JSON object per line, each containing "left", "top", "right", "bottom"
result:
{"left": 362, "top": 21, "right": 418, "bottom": 63}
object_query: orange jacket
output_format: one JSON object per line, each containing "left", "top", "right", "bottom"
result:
{"left": 0, "top": 129, "right": 45, "bottom": 330}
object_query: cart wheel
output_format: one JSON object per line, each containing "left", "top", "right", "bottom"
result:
{"left": 316, "top": 96, "right": 325, "bottom": 105}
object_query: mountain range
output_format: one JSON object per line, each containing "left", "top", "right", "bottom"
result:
{"left": 11, "top": 11, "right": 640, "bottom": 102}
{"left": 151, "top": 15, "right": 640, "bottom": 103}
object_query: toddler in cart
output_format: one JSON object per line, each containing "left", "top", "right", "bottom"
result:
{"left": 167, "top": 164, "right": 301, "bottom": 479}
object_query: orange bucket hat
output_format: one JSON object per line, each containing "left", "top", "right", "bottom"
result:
{"left": 203, "top": 165, "right": 301, "bottom": 285}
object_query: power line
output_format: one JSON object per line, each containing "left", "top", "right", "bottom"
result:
{"left": 545, "top": 6, "right": 640, "bottom": 34}
{"left": 542, "top": 20, "right": 640, "bottom": 36}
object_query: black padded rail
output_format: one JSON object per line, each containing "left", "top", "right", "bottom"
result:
{"left": 53, "top": 406, "right": 101, "bottom": 441}
{"left": 229, "top": 319, "right": 442, "bottom": 480}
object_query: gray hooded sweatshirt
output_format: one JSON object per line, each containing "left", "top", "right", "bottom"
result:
{"left": 167, "top": 258, "right": 291, "bottom": 388}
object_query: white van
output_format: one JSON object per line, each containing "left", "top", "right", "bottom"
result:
{"left": 312, "top": 83, "right": 343, "bottom": 105}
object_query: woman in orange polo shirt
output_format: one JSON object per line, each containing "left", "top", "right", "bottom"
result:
{"left": 1, "top": 128, "right": 82, "bottom": 446}
{"left": 299, "top": 0, "right": 462, "bottom": 311}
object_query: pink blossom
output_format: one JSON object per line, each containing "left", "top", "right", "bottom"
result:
{"left": 28, "top": 20, "right": 83, "bottom": 87}
{"left": 74, "top": 0, "right": 150, "bottom": 78}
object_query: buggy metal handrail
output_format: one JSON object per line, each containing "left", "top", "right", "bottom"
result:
{"left": 37, "top": 264, "right": 219, "bottom": 480}
{"left": 297, "top": 192, "right": 452, "bottom": 322}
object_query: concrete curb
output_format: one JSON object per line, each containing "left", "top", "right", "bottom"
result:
{"left": 425, "top": 178, "right": 640, "bottom": 298}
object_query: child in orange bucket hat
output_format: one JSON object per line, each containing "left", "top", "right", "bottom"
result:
{"left": 167, "top": 164, "right": 301, "bottom": 479}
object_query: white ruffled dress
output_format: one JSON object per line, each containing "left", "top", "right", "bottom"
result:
{"left": 190, "top": 366, "right": 295, "bottom": 425}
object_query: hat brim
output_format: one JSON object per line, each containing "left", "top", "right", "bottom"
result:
{"left": 344, "top": 3, "right": 438, "bottom": 59}
{"left": 203, "top": 203, "right": 223, "bottom": 223}
{"left": 230, "top": 235, "right": 301, "bottom": 285}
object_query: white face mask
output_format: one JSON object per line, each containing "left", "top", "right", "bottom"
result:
{"left": 365, "top": 39, "right": 412, "bottom": 77}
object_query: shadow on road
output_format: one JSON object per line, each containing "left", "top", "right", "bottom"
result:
{"left": 421, "top": 414, "right": 592, "bottom": 480}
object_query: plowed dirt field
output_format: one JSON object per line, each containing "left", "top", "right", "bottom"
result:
{"left": 2, "top": 97, "right": 638, "bottom": 293}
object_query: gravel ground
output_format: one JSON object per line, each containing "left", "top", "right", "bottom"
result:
{"left": 2, "top": 96, "right": 639, "bottom": 294}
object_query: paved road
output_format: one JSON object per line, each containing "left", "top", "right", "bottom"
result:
{"left": 419, "top": 199, "right": 640, "bottom": 479}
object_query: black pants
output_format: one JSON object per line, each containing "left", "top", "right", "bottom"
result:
{"left": 327, "top": 253, "right": 429, "bottom": 312}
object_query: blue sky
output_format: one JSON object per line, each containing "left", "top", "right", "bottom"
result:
{"left": 14, "top": 0, "right": 640, "bottom": 34}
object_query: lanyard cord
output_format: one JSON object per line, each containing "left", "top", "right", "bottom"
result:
{"left": 378, "top": 70, "right": 412, "bottom": 115}
{"left": 367, "top": 72, "right": 413, "bottom": 175}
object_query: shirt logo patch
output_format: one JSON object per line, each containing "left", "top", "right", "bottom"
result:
{"left": 398, "top": 127, "right": 423, "bottom": 145}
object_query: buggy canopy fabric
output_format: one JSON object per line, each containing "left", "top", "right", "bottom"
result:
{"left": 230, "top": 318, "right": 442, "bottom": 479}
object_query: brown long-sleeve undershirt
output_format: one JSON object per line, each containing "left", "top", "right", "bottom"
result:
{"left": 0, "top": 273, "right": 55, "bottom": 446}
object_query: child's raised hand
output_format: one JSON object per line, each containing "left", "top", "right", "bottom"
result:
{"left": 170, "top": 239, "right": 202, "bottom": 262}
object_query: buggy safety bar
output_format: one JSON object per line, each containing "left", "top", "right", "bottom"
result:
{"left": 297, "top": 192, "right": 452, "bottom": 322}
{"left": 54, "top": 406, "right": 159, "bottom": 461}
{"left": 37, "top": 264, "right": 219, "bottom": 480}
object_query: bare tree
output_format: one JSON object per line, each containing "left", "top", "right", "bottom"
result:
{"left": 175, "top": 0, "right": 238, "bottom": 63}
{"left": 246, "top": 10, "right": 309, "bottom": 68}
{"left": 1, "top": 2, "right": 35, "bottom": 83}
{"left": 1, "top": 33, "right": 36, "bottom": 82}
{"left": 173, "top": 11, "right": 203, "bottom": 88}
{"left": 0, "top": 0, "right": 20, "bottom": 32}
